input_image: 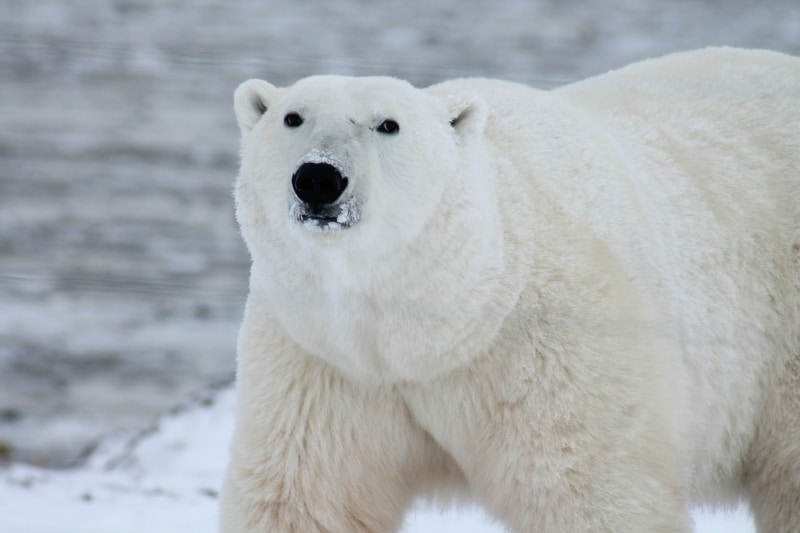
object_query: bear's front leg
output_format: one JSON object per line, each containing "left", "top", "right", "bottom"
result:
{"left": 219, "top": 314, "right": 447, "bottom": 533}
{"left": 403, "top": 319, "right": 694, "bottom": 533}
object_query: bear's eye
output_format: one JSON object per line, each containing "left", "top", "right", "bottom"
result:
{"left": 377, "top": 119, "right": 399, "bottom": 135}
{"left": 284, "top": 112, "right": 304, "bottom": 128}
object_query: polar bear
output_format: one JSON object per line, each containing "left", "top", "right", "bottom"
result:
{"left": 220, "top": 48, "right": 800, "bottom": 532}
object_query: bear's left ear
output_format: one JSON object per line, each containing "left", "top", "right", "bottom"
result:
{"left": 444, "top": 93, "right": 488, "bottom": 138}
{"left": 234, "top": 79, "right": 280, "bottom": 134}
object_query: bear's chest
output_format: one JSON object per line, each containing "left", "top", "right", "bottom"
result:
{"left": 272, "top": 286, "right": 462, "bottom": 382}
{"left": 264, "top": 267, "right": 513, "bottom": 384}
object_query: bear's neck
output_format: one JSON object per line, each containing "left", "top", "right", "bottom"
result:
{"left": 251, "top": 169, "right": 521, "bottom": 384}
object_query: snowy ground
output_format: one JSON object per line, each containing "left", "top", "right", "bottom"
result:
{"left": 1, "top": 0, "right": 798, "bottom": 530}
{"left": 0, "top": 386, "right": 755, "bottom": 532}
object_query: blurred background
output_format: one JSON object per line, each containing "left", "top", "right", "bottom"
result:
{"left": 1, "top": 0, "right": 798, "bottom": 469}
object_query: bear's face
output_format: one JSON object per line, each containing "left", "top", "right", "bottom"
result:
{"left": 234, "top": 76, "right": 487, "bottom": 261}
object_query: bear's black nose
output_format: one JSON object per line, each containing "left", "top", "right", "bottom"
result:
{"left": 291, "top": 162, "right": 348, "bottom": 209}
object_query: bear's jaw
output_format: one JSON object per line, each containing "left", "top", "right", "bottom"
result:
{"left": 289, "top": 195, "right": 362, "bottom": 232}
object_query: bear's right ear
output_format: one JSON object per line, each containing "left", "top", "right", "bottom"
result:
{"left": 443, "top": 93, "right": 488, "bottom": 139}
{"left": 234, "top": 79, "right": 279, "bottom": 134}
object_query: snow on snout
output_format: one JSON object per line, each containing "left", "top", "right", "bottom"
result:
{"left": 334, "top": 195, "right": 360, "bottom": 226}
{"left": 288, "top": 196, "right": 361, "bottom": 232}
{"left": 296, "top": 149, "right": 347, "bottom": 174}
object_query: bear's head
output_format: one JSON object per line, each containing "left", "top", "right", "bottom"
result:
{"left": 233, "top": 75, "right": 488, "bottom": 263}
{"left": 233, "top": 75, "right": 515, "bottom": 381}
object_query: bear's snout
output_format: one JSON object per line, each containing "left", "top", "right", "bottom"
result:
{"left": 292, "top": 162, "right": 348, "bottom": 209}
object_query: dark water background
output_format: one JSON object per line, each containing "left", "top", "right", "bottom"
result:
{"left": 1, "top": 0, "right": 798, "bottom": 467}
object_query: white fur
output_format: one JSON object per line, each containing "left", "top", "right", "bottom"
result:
{"left": 221, "top": 48, "right": 800, "bottom": 532}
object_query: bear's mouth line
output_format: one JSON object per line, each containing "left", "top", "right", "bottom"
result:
{"left": 289, "top": 196, "right": 361, "bottom": 232}
{"left": 300, "top": 213, "right": 351, "bottom": 227}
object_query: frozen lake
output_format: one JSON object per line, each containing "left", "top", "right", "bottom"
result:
{"left": 1, "top": 0, "right": 798, "bottom": 472}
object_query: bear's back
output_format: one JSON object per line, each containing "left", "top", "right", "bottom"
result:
{"left": 430, "top": 51, "right": 800, "bottom": 494}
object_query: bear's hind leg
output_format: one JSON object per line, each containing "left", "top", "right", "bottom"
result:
{"left": 744, "top": 353, "right": 800, "bottom": 533}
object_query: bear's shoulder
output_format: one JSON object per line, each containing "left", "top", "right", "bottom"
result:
{"left": 424, "top": 77, "right": 545, "bottom": 105}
